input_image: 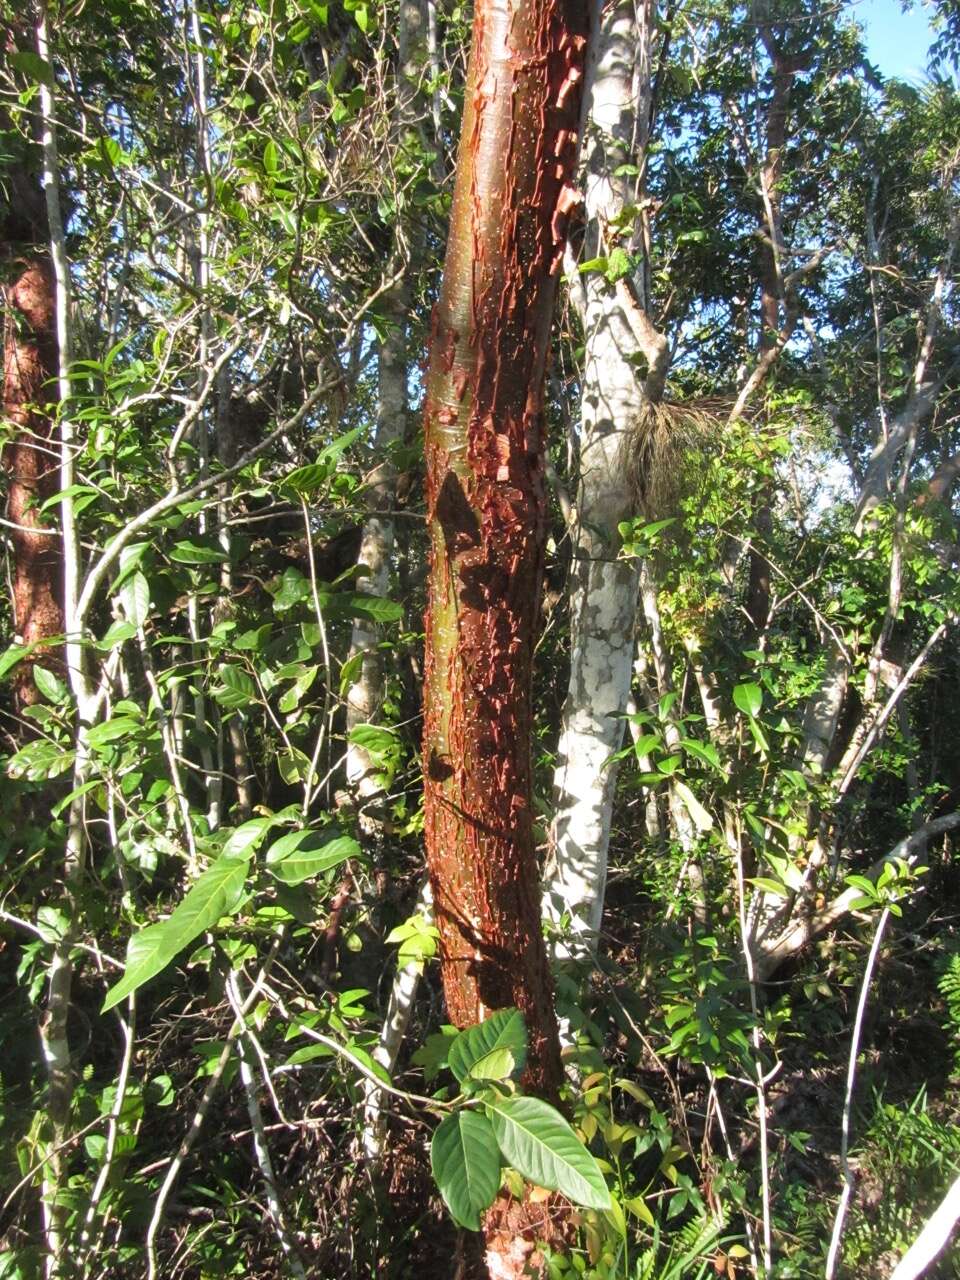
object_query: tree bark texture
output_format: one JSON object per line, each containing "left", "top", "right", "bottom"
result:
{"left": 346, "top": 0, "right": 424, "bottom": 813}
{"left": 421, "top": 0, "right": 589, "bottom": 1099}
{"left": 544, "top": 0, "right": 652, "bottom": 958}
{"left": 2, "top": 198, "right": 64, "bottom": 707}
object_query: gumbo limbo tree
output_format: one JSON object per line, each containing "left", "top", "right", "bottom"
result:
{"left": 1, "top": 135, "right": 64, "bottom": 708}
{"left": 421, "top": 0, "right": 589, "bottom": 1099}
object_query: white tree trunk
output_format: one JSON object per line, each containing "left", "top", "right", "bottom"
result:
{"left": 544, "top": 0, "right": 654, "bottom": 959}
{"left": 344, "top": 0, "right": 423, "bottom": 812}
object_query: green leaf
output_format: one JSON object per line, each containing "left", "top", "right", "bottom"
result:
{"left": 7, "top": 739, "right": 75, "bottom": 781}
{"left": 169, "top": 539, "right": 230, "bottom": 564}
{"left": 212, "top": 665, "right": 256, "bottom": 708}
{"left": 221, "top": 817, "right": 277, "bottom": 859}
{"left": 631, "top": 733, "right": 662, "bottom": 758}
{"left": 263, "top": 139, "right": 279, "bottom": 174}
{"left": 339, "top": 593, "right": 403, "bottom": 622}
{"left": 0, "top": 643, "right": 31, "bottom": 681}
{"left": 277, "top": 746, "right": 316, "bottom": 785}
{"left": 87, "top": 716, "right": 141, "bottom": 748}
{"left": 272, "top": 567, "right": 311, "bottom": 612}
{"left": 121, "top": 571, "right": 150, "bottom": 628}
{"left": 411, "top": 1025, "right": 459, "bottom": 1080}
{"left": 578, "top": 256, "right": 608, "bottom": 275}
{"left": 33, "top": 666, "right": 69, "bottom": 705}
{"left": 680, "top": 739, "right": 724, "bottom": 773}
{"left": 733, "top": 682, "right": 763, "bottom": 718}
{"left": 604, "top": 247, "right": 632, "bottom": 282}
{"left": 448, "top": 1008, "right": 528, "bottom": 1084}
{"left": 467, "top": 1048, "right": 516, "bottom": 1081}
{"left": 36, "top": 906, "right": 70, "bottom": 943}
{"left": 102, "top": 854, "right": 249, "bottom": 1012}
{"left": 747, "top": 877, "right": 789, "bottom": 899}
{"left": 844, "top": 874, "right": 878, "bottom": 896}
{"left": 96, "top": 621, "right": 137, "bottom": 651}
{"left": 487, "top": 1096, "right": 610, "bottom": 1211}
{"left": 283, "top": 463, "right": 329, "bottom": 495}
{"left": 102, "top": 922, "right": 172, "bottom": 1012}
{"left": 431, "top": 1111, "right": 501, "bottom": 1231}
{"left": 265, "top": 831, "right": 359, "bottom": 885}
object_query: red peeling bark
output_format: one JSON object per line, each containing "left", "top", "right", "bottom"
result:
{"left": 3, "top": 247, "right": 64, "bottom": 707}
{"left": 421, "top": 0, "right": 589, "bottom": 1104}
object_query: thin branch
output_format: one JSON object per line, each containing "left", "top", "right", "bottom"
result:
{"left": 825, "top": 904, "right": 892, "bottom": 1280}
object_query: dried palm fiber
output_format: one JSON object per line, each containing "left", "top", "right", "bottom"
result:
{"left": 625, "top": 396, "right": 730, "bottom": 519}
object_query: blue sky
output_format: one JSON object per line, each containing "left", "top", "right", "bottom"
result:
{"left": 855, "top": 0, "right": 936, "bottom": 80}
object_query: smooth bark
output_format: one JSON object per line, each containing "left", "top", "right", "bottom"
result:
{"left": 545, "top": 0, "right": 659, "bottom": 959}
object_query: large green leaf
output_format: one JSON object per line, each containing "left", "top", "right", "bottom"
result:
{"left": 487, "top": 1096, "right": 610, "bottom": 1211}
{"left": 212, "top": 665, "right": 256, "bottom": 708}
{"left": 121, "top": 571, "right": 150, "bottom": 628}
{"left": 334, "top": 593, "right": 403, "bottom": 623}
{"left": 7, "top": 739, "right": 76, "bottom": 782}
{"left": 431, "top": 1111, "right": 501, "bottom": 1231}
{"left": 102, "top": 854, "right": 249, "bottom": 1012}
{"left": 265, "top": 831, "right": 359, "bottom": 885}
{"left": 733, "top": 682, "right": 763, "bottom": 718}
{"left": 169, "top": 538, "right": 230, "bottom": 564}
{"left": 221, "top": 816, "right": 277, "bottom": 859}
{"left": 448, "top": 1007, "right": 528, "bottom": 1084}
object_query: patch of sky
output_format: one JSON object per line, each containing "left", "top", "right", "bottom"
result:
{"left": 855, "top": 0, "right": 937, "bottom": 82}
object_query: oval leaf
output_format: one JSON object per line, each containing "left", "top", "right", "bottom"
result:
{"left": 265, "top": 832, "right": 359, "bottom": 885}
{"left": 448, "top": 1007, "right": 528, "bottom": 1085}
{"left": 431, "top": 1110, "right": 501, "bottom": 1231}
{"left": 487, "top": 1096, "right": 611, "bottom": 1212}
{"left": 733, "top": 682, "right": 763, "bottom": 718}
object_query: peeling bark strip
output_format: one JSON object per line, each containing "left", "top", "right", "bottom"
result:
{"left": 2, "top": 252, "right": 64, "bottom": 703}
{"left": 422, "top": 0, "right": 589, "bottom": 1099}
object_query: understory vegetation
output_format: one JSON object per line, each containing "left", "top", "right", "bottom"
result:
{"left": 1, "top": 0, "right": 959, "bottom": 1277}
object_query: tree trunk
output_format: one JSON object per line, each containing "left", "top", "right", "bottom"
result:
{"left": 544, "top": 0, "right": 660, "bottom": 960}
{"left": 421, "top": 0, "right": 589, "bottom": 1104}
{"left": 345, "top": 0, "right": 424, "bottom": 817}
{"left": 2, "top": 186, "right": 64, "bottom": 707}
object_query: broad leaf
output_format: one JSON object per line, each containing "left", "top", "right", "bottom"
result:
{"left": 487, "top": 1096, "right": 610, "bottom": 1211}
{"left": 101, "top": 922, "right": 173, "bottom": 1013}
{"left": 265, "top": 831, "right": 359, "bottom": 885}
{"left": 448, "top": 1007, "right": 528, "bottom": 1084}
{"left": 121, "top": 571, "right": 151, "bottom": 628}
{"left": 212, "top": 665, "right": 256, "bottom": 708}
{"left": 221, "top": 817, "right": 277, "bottom": 859}
{"left": 0, "top": 644, "right": 31, "bottom": 681}
{"left": 431, "top": 1111, "right": 501, "bottom": 1231}
{"left": 466, "top": 1048, "right": 515, "bottom": 1081}
{"left": 336, "top": 593, "right": 403, "bottom": 622}
{"left": 7, "top": 740, "right": 76, "bottom": 782}
{"left": 169, "top": 539, "right": 230, "bottom": 564}
{"left": 733, "top": 682, "right": 763, "bottom": 718}
{"left": 33, "top": 666, "right": 69, "bottom": 705}
{"left": 103, "top": 854, "right": 249, "bottom": 1011}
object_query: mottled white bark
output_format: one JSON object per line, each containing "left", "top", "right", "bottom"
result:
{"left": 344, "top": 351, "right": 403, "bottom": 805}
{"left": 545, "top": 0, "right": 659, "bottom": 959}
{"left": 344, "top": 0, "right": 422, "bottom": 811}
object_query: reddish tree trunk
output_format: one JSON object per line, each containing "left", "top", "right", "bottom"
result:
{"left": 421, "top": 0, "right": 589, "bottom": 1104}
{"left": 3, "top": 244, "right": 64, "bottom": 706}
